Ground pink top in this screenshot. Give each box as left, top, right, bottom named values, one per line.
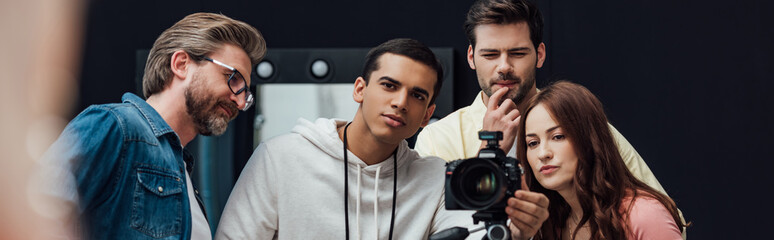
left=623, top=196, right=682, bottom=240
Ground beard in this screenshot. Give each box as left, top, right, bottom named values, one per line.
left=481, top=69, right=536, bottom=106
left=184, top=73, right=239, bottom=136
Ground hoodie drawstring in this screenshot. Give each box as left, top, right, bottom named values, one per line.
left=374, top=166, right=381, bottom=240
left=356, top=165, right=361, bottom=240
left=342, top=122, right=398, bottom=240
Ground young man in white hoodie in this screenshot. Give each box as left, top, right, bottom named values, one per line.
left=215, top=38, right=547, bottom=240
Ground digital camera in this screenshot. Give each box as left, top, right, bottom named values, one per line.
left=444, top=131, right=522, bottom=211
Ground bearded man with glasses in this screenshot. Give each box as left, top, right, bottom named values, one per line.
left=186, top=56, right=255, bottom=136
left=41, top=13, right=265, bottom=240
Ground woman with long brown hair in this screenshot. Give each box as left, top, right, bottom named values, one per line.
left=516, top=81, right=685, bottom=239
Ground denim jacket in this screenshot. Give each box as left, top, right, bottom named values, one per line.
left=48, top=93, right=203, bottom=239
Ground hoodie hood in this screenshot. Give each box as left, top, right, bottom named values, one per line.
left=291, top=118, right=416, bottom=177
left=291, top=117, right=346, bottom=160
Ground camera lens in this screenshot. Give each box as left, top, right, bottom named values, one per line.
left=462, top=170, right=496, bottom=201
left=449, top=158, right=506, bottom=209
left=476, top=172, right=496, bottom=196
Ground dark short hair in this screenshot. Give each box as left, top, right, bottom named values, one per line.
left=361, top=38, right=444, bottom=105
left=464, top=0, right=544, bottom=50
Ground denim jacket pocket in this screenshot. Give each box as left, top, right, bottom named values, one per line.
left=131, top=167, right=184, bottom=238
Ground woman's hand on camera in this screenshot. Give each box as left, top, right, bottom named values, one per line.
left=506, top=190, right=549, bottom=240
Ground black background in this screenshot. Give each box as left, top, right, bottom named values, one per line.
left=77, top=0, right=774, bottom=238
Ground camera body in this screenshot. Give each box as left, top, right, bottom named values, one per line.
left=445, top=131, right=522, bottom=211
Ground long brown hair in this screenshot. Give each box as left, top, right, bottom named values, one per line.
left=516, top=81, right=684, bottom=239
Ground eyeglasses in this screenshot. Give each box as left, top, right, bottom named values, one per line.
left=201, top=57, right=254, bottom=111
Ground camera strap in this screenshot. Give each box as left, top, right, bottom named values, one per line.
left=343, top=122, right=397, bottom=240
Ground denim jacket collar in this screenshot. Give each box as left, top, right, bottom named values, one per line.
left=122, top=93, right=198, bottom=174
left=122, top=92, right=176, bottom=138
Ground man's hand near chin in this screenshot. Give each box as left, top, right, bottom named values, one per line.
left=481, top=87, right=521, bottom=153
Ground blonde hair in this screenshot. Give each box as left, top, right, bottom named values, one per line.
left=142, top=12, right=266, bottom=98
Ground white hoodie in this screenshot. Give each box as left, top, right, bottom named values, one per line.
left=216, top=118, right=480, bottom=239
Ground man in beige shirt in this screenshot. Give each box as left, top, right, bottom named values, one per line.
left=415, top=0, right=684, bottom=236
left=417, top=0, right=666, bottom=195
